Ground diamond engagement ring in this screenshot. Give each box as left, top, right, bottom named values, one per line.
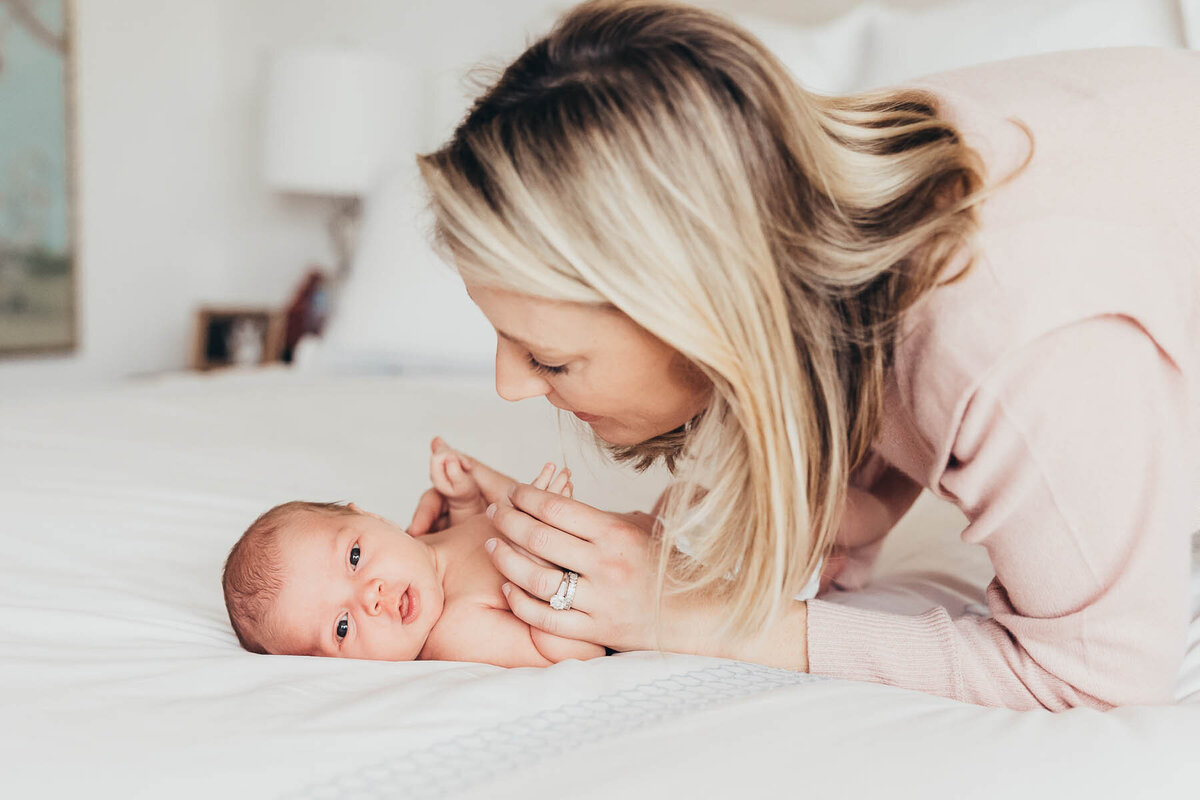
left=549, top=570, right=579, bottom=611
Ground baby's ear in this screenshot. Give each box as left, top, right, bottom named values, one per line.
left=347, top=502, right=361, bottom=513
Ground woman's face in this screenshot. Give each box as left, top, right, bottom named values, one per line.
left=465, top=284, right=711, bottom=446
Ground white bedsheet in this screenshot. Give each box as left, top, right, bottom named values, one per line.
left=1, top=370, right=1197, bottom=799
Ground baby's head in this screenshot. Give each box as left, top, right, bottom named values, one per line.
left=222, top=501, right=444, bottom=660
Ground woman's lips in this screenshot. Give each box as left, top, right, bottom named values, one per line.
left=573, top=411, right=601, bottom=423
left=400, top=587, right=419, bottom=625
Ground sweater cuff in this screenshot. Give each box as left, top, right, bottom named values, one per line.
left=806, top=599, right=965, bottom=701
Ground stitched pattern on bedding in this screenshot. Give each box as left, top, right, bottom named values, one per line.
left=294, top=662, right=820, bottom=800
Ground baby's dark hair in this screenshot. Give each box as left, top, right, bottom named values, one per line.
left=222, top=500, right=358, bottom=653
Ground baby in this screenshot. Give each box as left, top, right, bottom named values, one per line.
left=221, top=438, right=606, bottom=666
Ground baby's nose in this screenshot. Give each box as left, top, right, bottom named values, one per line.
left=361, top=579, right=388, bottom=615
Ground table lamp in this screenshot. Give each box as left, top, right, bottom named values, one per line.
left=262, top=47, right=419, bottom=279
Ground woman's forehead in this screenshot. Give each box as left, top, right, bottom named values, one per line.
left=465, top=283, right=622, bottom=347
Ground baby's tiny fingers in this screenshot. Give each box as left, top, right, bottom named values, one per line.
left=564, top=482, right=574, bottom=499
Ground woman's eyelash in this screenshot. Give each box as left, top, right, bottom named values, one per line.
left=527, top=354, right=567, bottom=376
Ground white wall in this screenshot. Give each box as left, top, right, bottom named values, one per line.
left=0, top=0, right=941, bottom=393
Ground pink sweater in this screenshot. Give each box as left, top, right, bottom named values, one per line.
left=805, top=48, right=1200, bottom=711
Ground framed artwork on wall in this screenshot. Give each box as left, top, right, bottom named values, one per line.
left=0, top=0, right=76, bottom=356
left=190, top=307, right=285, bottom=372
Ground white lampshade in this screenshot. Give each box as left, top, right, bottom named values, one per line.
left=263, top=48, right=420, bottom=196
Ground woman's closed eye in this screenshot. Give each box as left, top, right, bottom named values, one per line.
left=527, top=353, right=567, bottom=376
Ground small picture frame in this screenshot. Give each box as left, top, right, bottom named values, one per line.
left=190, top=306, right=285, bottom=371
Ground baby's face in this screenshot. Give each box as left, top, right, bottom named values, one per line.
left=268, top=507, right=444, bottom=660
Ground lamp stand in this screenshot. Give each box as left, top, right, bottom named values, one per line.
left=328, top=196, right=363, bottom=282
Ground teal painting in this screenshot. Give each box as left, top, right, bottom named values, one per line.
left=0, top=0, right=74, bottom=354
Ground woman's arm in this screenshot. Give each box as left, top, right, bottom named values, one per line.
left=487, top=316, right=1192, bottom=709
left=485, top=488, right=813, bottom=670
left=822, top=469, right=923, bottom=591
left=808, top=316, right=1192, bottom=710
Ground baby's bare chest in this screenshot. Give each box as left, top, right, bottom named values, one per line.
left=445, top=541, right=507, bottom=609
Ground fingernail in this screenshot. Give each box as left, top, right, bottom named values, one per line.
left=485, top=538, right=497, bottom=554
left=486, top=503, right=496, bottom=519
left=501, top=583, right=511, bottom=596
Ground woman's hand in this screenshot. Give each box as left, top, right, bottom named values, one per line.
left=484, top=483, right=808, bottom=669
left=485, top=485, right=674, bottom=653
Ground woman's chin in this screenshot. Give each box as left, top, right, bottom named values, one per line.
left=589, top=421, right=645, bottom=447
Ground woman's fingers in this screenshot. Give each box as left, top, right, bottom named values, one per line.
left=502, top=582, right=593, bottom=641
left=487, top=503, right=593, bottom=573
left=529, top=462, right=556, bottom=491
left=547, top=467, right=571, bottom=495
left=488, top=538, right=592, bottom=611
left=506, top=484, right=610, bottom=542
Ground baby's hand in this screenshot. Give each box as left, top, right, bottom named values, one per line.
left=430, top=438, right=487, bottom=524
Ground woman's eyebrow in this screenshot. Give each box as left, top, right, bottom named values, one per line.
left=498, top=330, right=569, bottom=356
left=497, top=330, right=533, bottom=348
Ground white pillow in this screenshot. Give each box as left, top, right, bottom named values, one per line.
left=734, top=5, right=877, bottom=95
left=314, top=162, right=496, bottom=374
left=859, top=0, right=1185, bottom=90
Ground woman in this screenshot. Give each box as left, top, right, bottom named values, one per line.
left=412, top=0, right=1199, bottom=711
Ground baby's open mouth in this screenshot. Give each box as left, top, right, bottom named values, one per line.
left=400, top=587, right=418, bottom=624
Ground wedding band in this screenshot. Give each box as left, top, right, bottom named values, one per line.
left=563, top=571, right=578, bottom=609
left=549, top=570, right=579, bottom=611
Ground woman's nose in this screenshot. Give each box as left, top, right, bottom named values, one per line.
left=494, top=341, right=551, bottom=402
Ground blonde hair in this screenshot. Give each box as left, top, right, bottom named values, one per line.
left=417, top=0, right=997, bottom=638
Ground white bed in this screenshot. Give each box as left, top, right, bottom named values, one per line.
left=1, top=370, right=1197, bottom=799
left=6, top=1, right=1200, bottom=796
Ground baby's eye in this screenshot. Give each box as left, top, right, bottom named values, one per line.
left=349, top=543, right=360, bottom=568
left=336, top=613, right=349, bottom=642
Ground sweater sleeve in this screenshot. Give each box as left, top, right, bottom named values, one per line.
left=806, top=315, right=1193, bottom=710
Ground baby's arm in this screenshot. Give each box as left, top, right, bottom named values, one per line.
left=434, top=605, right=603, bottom=667
left=529, top=627, right=607, bottom=662
left=430, top=444, right=487, bottom=525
